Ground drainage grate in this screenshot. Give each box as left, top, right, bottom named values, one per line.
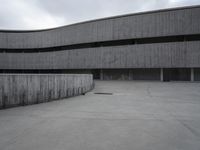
left=94, top=92, right=113, bottom=95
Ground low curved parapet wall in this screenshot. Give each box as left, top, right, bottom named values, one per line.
left=0, top=74, right=94, bottom=109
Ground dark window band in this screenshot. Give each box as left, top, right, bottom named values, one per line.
left=1, top=34, right=200, bottom=53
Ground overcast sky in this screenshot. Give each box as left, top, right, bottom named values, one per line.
left=0, top=0, right=200, bottom=30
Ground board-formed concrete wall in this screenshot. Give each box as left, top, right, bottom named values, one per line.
left=0, top=74, right=94, bottom=109
left=0, top=6, right=199, bottom=49
left=0, top=6, right=199, bottom=70
left=0, top=41, right=199, bottom=69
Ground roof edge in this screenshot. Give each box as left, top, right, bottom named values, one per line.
left=0, top=4, right=200, bottom=33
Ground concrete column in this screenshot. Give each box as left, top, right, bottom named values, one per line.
left=100, top=69, right=103, bottom=80
left=160, top=68, right=164, bottom=82
left=191, top=68, right=194, bottom=82
left=129, top=69, right=133, bottom=80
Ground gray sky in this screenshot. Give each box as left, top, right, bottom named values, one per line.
left=0, top=0, right=200, bottom=30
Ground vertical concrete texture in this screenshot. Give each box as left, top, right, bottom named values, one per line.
left=0, top=6, right=200, bottom=49
left=1, top=42, right=200, bottom=70
left=0, top=74, right=94, bottom=109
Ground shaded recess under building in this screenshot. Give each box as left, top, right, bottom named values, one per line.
left=0, top=5, right=200, bottom=81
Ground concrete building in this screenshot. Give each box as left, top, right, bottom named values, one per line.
left=0, top=5, right=200, bottom=81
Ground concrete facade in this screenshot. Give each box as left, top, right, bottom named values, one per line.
left=0, top=6, right=200, bottom=81
left=0, top=74, right=94, bottom=109
left=0, top=42, right=200, bottom=69
left=0, top=6, right=200, bottom=49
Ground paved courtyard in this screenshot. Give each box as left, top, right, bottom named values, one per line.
left=0, top=81, right=200, bottom=150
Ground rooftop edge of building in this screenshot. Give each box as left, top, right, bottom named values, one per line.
left=0, top=4, right=200, bottom=33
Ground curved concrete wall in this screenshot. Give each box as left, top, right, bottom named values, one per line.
left=0, top=6, right=200, bottom=70
left=0, top=74, right=94, bottom=109
left=0, top=42, right=199, bottom=69
left=0, top=6, right=199, bottom=49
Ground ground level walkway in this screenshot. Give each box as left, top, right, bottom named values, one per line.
left=0, top=81, right=200, bottom=150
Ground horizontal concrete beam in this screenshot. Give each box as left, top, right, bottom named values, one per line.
left=0, top=41, right=200, bottom=69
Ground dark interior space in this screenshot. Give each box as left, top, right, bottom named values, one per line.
left=194, top=68, right=200, bottom=81
left=131, top=69, right=160, bottom=80
left=163, top=68, right=190, bottom=81
left=102, top=69, right=129, bottom=80
left=92, top=70, right=101, bottom=79
left=101, top=69, right=160, bottom=80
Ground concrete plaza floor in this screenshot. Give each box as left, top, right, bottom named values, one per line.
left=0, top=81, right=200, bottom=150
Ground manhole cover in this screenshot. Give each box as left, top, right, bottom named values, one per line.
left=94, top=92, right=113, bottom=95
